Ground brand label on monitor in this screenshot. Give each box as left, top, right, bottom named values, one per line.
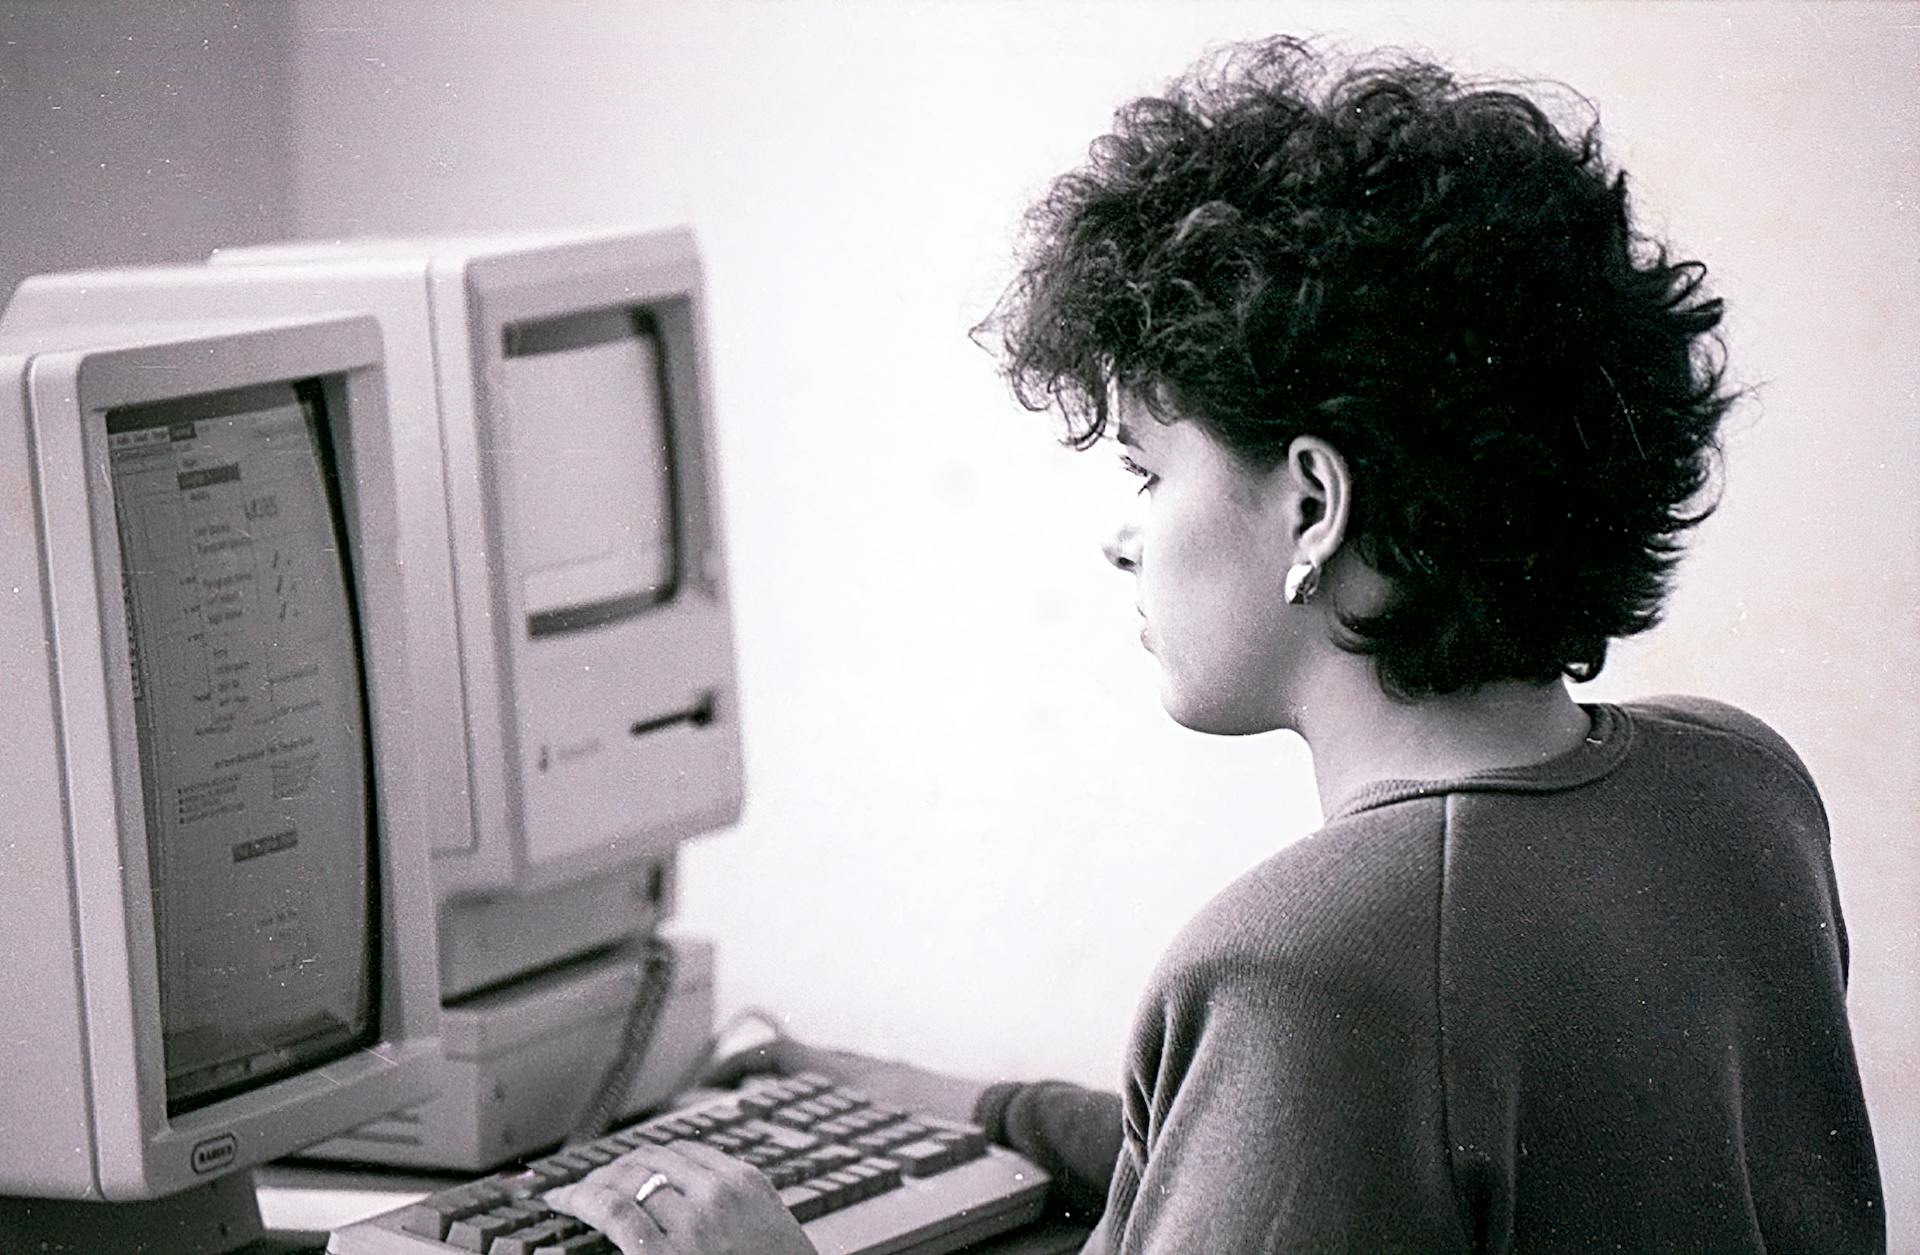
left=191, top=1133, right=237, bottom=1175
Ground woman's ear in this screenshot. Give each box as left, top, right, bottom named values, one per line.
left=1285, top=435, right=1353, bottom=565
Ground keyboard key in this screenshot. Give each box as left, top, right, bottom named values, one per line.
left=887, top=1139, right=954, bottom=1177
left=807, top=1169, right=865, bottom=1215
left=494, top=1166, right=567, bottom=1198
left=842, top=1162, right=890, bottom=1202
left=527, top=1155, right=587, bottom=1186
left=495, top=1201, right=551, bottom=1226
left=796, top=1144, right=862, bottom=1177
left=395, top=1194, right=491, bottom=1241
left=601, top=1128, right=651, bottom=1151
left=779, top=1183, right=829, bottom=1222
left=855, top=1156, right=905, bottom=1191
left=761, top=1125, right=822, bottom=1152
left=487, top=1219, right=576, bottom=1255
left=533, top=1235, right=617, bottom=1255
left=933, top=1129, right=988, bottom=1160
left=444, top=1210, right=524, bottom=1251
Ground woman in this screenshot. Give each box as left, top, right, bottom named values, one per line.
left=547, top=36, right=1884, bottom=1252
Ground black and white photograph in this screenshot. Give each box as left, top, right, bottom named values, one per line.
left=2, top=3, right=1914, bottom=1252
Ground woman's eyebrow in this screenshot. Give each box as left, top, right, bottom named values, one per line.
left=1115, top=420, right=1136, bottom=447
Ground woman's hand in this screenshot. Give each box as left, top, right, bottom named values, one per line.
left=542, top=1028, right=993, bottom=1252
left=705, top=1034, right=989, bottom=1125
left=543, top=1140, right=814, bottom=1255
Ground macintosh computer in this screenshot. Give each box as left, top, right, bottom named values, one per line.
left=8, top=230, right=744, bottom=1172
left=1, top=229, right=1055, bottom=1255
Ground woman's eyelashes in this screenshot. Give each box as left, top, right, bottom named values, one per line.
left=1118, top=453, right=1158, bottom=494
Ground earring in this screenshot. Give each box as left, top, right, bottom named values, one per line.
left=1284, top=561, right=1320, bottom=606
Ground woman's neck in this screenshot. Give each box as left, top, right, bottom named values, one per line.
left=1297, top=663, right=1593, bottom=815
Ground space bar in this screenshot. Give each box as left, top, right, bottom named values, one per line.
left=801, top=1146, right=1050, bottom=1255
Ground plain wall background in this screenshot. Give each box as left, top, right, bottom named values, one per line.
left=6, top=0, right=1916, bottom=1244
left=0, top=4, right=298, bottom=309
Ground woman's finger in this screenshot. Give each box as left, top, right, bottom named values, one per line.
left=670, top=1137, right=775, bottom=1192
left=649, top=1141, right=814, bottom=1255
left=546, top=1138, right=811, bottom=1254
left=543, top=1171, right=668, bottom=1253
left=547, top=1142, right=729, bottom=1251
left=610, top=1145, right=710, bottom=1236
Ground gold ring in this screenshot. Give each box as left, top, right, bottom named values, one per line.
left=632, top=1171, right=673, bottom=1209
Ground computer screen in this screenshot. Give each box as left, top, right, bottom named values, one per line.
left=502, top=307, right=679, bottom=631
left=107, top=381, right=378, bottom=1116
left=0, top=314, right=445, bottom=1251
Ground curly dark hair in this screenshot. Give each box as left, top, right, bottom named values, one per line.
left=976, top=37, right=1732, bottom=699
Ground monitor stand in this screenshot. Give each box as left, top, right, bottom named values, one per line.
left=0, top=1171, right=323, bottom=1255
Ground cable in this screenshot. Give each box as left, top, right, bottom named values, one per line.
left=566, top=935, right=679, bottom=1144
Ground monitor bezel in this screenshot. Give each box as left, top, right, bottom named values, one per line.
left=30, top=316, right=441, bottom=1199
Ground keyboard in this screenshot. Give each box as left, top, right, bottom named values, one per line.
left=327, top=1072, right=1051, bottom=1255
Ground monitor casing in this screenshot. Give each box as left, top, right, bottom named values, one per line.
left=0, top=314, right=446, bottom=1211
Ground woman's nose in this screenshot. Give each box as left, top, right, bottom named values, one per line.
left=1103, top=522, right=1140, bottom=573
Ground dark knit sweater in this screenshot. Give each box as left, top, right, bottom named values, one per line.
left=975, top=698, right=1884, bottom=1252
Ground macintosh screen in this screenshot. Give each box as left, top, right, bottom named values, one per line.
left=106, top=381, right=379, bottom=1116
left=501, top=307, right=680, bottom=635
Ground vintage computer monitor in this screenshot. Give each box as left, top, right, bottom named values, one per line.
left=7, top=228, right=746, bottom=1169
left=0, top=313, right=448, bottom=1253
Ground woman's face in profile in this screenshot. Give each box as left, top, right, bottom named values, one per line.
left=1105, top=407, right=1307, bottom=736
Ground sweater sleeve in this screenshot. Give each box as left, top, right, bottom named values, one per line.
left=973, top=1079, right=1123, bottom=1224
left=1084, top=813, right=1471, bottom=1255
left=1090, top=948, right=1468, bottom=1255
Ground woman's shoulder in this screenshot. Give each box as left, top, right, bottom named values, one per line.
left=1623, top=695, right=1821, bottom=799
left=1160, top=799, right=1451, bottom=981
